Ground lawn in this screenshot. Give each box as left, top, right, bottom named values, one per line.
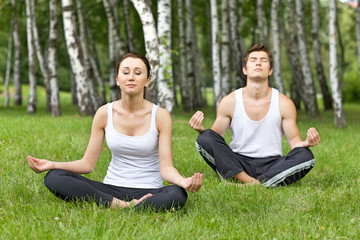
left=1, top=86, right=360, bottom=239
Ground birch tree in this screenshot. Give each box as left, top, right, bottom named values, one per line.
left=295, top=0, right=318, bottom=116
left=357, top=0, right=360, bottom=83
left=124, top=0, right=135, bottom=52
left=4, top=21, right=13, bottom=107
left=284, top=0, right=303, bottom=109
left=311, top=0, right=332, bottom=111
left=48, top=0, right=61, bottom=116
left=210, top=0, right=221, bottom=109
left=257, top=0, right=265, bottom=44
left=186, top=0, right=203, bottom=108
left=271, top=0, right=284, bottom=94
left=221, top=0, right=231, bottom=96
left=102, top=0, right=125, bottom=101
left=329, top=0, right=346, bottom=127
left=178, top=0, right=191, bottom=112
left=130, top=0, right=159, bottom=102
left=26, top=0, right=37, bottom=113
left=76, top=0, right=101, bottom=110
left=12, top=0, right=22, bottom=106
left=157, top=0, right=174, bottom=113
left=229, top=0, right=245, bottom=88
left=30, top=0, right=51, bottom=112
left=62, top=0, right=95, bottom=115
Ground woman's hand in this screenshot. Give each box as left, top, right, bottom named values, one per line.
left=27, top=155, right=54, bottom=174
left=111, top=194, right=153, bottom=209
left=181, top=173, right=203, bottom=193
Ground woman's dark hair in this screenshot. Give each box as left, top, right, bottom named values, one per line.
left=242, top=44, right=273, bottom=70
left=116, top=52, right=151, bottom=78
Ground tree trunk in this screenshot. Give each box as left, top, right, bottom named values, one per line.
left=256, top=0, right=265, bottom=44
left=295, top=0, right=319, bottom=116
left=357, top=0, right=360, bottom=84
left=30, top=0, right=52, bottom=113
left=329, top=0, right=346, bottom=128
left=284, top=0, right=303, bottom=110
left=102, top=0, right=124, bottom=101
left=130, top=0, right=159, bottom=102
left=48, top=0, right=61, bottom=116
left=311, top=0, right=332, bottom=111
left=76, top=0, right=101, bottom=110
left=229, top=0, right=245, bottom=88
left=178, top=0, right=191, bottom=112
left=4, top=17, right=13, bottom=107
left=221, top=0, right=231, bottom=95
left=124, top=0, right=135, bottom=52
left=210, top=0, right=221, bottom=109
left=87, top=26, right=106, bottom=104
left=26, top=0, right=37, bottom=114
left=271, top=0, right=285, bottom=93
left=12, top=0, right=22, bottom=106
left=62, top=0, right=95, bottom=115
left=157, top=0, right=174, bottom=114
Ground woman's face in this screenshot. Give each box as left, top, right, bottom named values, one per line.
left=116, top=57, right=150, bottom=96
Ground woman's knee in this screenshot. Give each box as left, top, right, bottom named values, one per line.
left=165, top=185, right=188, bottom=206
left=44, top=169, right=69, bottom=190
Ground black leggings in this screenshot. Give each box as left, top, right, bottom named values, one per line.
left=44, top=169, right=188, bottom=211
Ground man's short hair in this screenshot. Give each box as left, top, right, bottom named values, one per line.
left=242, top=44, right=273, bottom=70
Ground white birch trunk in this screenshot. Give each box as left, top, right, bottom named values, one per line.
left=329, top=0, right=346, bottom=127
left=62, top=0, right=95, bottom=115
left=48, top=0, right=61, bottom=116
left=26, top=0, right=37, bottom=113
left=257, top=0, right=264, bottom=44
left=30, top=0, right=51, bottom=112
left=130, top=0, right=159, bottom=102
left=124, top=0, right=135, bottom=52
left=311, top=0, right=332, bottom=110
left=4, top=18, right=13, bottom=107
left=295, top=0, right=318, bottom=116
left=229, top=0, right=244, bottom=88
left=87, top=26, right=106, bottom=104
left=102, top=0, right=122, bottom=101
left=178, top=0, right=190, bottom=112
left=76, top=0, right=100, bottom=110
left=357, top=0, right=360, bottom=84
left=210, top=0, right=221, bottom=109
left=271, top=0, right=284, bottom=93
left=12, top=0, right=22, bottom=106
left=185, top=0, right=195, bottom=111
left=157, top=0, right=174, bottom=113
left=221, top=0, right=231, bottom=95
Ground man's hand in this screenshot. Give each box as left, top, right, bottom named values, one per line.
left=189, top=111, right=205, bottom=134
left=303, top=127, right=321, bottom=148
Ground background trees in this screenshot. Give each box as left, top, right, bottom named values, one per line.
left=0, top=0, right=359, bottom=127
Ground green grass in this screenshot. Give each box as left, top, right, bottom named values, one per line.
left=1, top=86, right=360, bottom=239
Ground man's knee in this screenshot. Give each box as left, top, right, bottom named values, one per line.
left=196, top=129, right=220, bottom=149
left=288, top=147, right=315, bottom=163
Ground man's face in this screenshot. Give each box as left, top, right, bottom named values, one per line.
left=242, top=51, right=273, bottom=80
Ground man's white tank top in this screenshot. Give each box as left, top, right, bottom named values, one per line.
left=103, top=102, right=163, bottom=188
left=229, top=88, right=283, bottom=158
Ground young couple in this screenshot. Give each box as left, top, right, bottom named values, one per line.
left=27, top=44, right=320, bottom=212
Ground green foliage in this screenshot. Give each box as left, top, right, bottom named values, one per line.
left=1, top=87, right=360, bottom=239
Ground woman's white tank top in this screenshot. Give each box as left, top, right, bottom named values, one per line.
left=103, top=102, right=163, bottom=188
left=229, top=88, right=283, bottom=158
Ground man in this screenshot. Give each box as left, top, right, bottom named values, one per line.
left=189, top=44, right=320, bottom=187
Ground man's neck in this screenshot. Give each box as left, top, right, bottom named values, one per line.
left=243, top=81, right=271, bottom=100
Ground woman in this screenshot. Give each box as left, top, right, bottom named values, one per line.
left=27, top=52, right=203, bottom=211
